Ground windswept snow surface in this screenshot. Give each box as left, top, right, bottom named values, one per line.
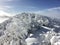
left=0, top=13, right=60, bottom=45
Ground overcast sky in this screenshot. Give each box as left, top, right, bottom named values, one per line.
left=0, top=0, right=60, bottom=18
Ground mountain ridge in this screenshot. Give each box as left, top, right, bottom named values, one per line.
left=0, top=13, right=60, bottom=45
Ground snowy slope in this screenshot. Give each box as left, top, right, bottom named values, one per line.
left=0, top=11, right=14, bottom=23
left=0, top=18, right=9, bottom=23
left=0, top=13, right=60, bottom=45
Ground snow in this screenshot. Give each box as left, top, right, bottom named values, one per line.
left=0, top=10, right=14, bottom=23
left=29, top=34, right=34, bottom=37
left=54, top=42, right=60, bottom=45
left=0, top=18, right=9, bottom=23
left=54, top=25, right=60, bottom=28
left=25, top=37, right=39, bottom=45
left=0, top=13, right=60, bottom=45
left=41, top=26, right=55, bottom=31
left=50, top=36, right=60, bottom=45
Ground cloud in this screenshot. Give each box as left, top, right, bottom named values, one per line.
left=0, top=5, right=12, bottom=12
left=0, top=0, right=19, bottom=2
left=0, top=0, right=12, bottom=4
left=0, top=0, right=16, bottom=4
left=0, top=10, right=14, bottom=17
left=0, top=6, right=14, bottom=16
left=36, top=7, right=60, bottom=19
left=0, top=5, right=12, bottom=9
left=0, top=0, right=13, bottom=2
